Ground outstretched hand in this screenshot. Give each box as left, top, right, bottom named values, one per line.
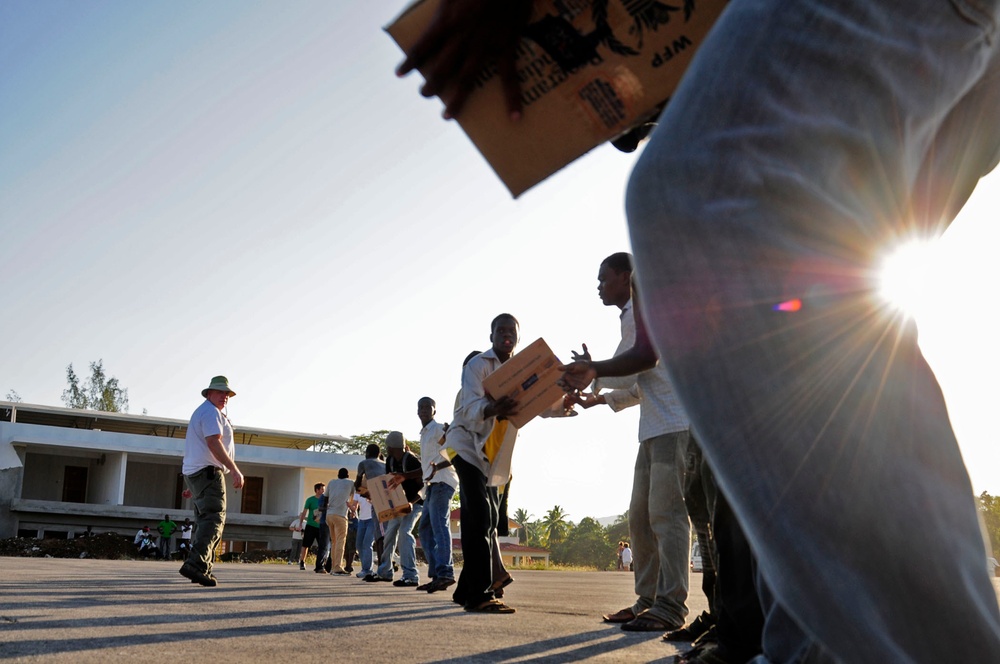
left=566, top=391, right=605, bottom=409
left=396, top=0, right=533, bottom=120
left=571, top=343, right=592, bottom=362
left=558, top=360, right=598, bottom=392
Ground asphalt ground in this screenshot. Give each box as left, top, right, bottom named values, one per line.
left=0, top=557, right=709, bottom=663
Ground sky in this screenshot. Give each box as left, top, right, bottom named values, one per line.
left=1, top=1, right=998, bottom=524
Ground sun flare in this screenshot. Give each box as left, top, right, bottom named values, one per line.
left=877, top=239, right=938, bottom=318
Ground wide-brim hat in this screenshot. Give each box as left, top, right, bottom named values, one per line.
left=202, top=375, right=236, bottom=398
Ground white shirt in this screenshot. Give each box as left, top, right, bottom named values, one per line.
left=601, top=299, right=689, bottom=440
left=420, top=419, right=459, bottom=489
left=356, top=495, right=373, bottom=520
left=289, top=518, right=303, bottom=540
left=594, top=298, right=641, bottom=393
left=622, top=547, right=633, bottom=565
left=182, top=399, right=234, bottom=475
left=444, top=348, right=517, bottom=484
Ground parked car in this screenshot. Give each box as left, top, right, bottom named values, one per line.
left=690, top=540, right=703, bottom=572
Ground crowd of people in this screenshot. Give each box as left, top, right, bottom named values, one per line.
left=133, top=515, right=192, bottom=560
left=386, top=1, right=1000, bottom=661
left=168, top=0, right=1000, bottom=659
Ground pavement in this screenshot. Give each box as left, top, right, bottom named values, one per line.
left=0, top=557, right=708, bottom=663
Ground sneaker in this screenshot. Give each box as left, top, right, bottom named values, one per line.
left=332, top=570, right=350, bottom=576
left=416, top=581, right=434, bottom=591
left=299, top=562, right=305, bottom=570
left=314, top=569, right=329, bottom=574
left=179, top=564, right=217, bottom=587
left=393, top=579, right=419, bottom=587
left=364, top=574, right=388, bottom=582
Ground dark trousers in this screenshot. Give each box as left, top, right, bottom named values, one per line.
left=684, top=439, right=716, bottom=616
left=315, top=516, right=331, bottom=572
left=183, top=466, right=226, bottom=574
left=703, top=456, right=765, bottom=662
left=453, top=456, right=498, bottom=608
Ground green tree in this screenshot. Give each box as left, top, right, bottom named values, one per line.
left=310, top=428, right=420, bottom=458
left=606, top=510, right=630, bottom=545
left=512, top=508, right=535, bottom=545
left=979, top=491, right=1000, bottom=554
left=541, top=505, right=571, bottom=547
left=552, top=517, right=616, bottom=569
left=61, top=360, right=129, bottom=412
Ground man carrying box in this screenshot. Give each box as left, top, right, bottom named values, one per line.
left=436, top=314, right=522, bottom=614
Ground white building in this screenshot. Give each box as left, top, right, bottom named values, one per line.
left=0, top=401, right=361, bottom=553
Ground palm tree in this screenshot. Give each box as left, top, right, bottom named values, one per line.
left=541, top=505, right=571, bottom=547
left=512, top=508, right=534, bottom=545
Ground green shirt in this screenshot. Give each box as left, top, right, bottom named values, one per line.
left=303, top=496, right=321, bottom=527
left=157, top=520, right=177, bottom=538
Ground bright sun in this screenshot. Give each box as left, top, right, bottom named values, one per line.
left=877, top=239, right=938, bottom=318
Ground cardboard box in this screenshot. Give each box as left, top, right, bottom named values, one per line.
left=386, top=0, right=727, bottom=197
left=367, top=474, right=413, bottom=523
left=482, top=338, right=566, bottom=429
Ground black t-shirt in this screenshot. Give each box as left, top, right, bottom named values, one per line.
left=386, top=451, right=423, bottom=503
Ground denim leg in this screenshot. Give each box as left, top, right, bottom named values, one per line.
left=426, top=482, right=456, bottom=580
left=356, top=518, right=375, bottom=575
left=183, top=468, right=225, bottom=574
left=627, top=0, right=1000, bottom=660
left=314, top=520, right=330, bottom=572
left=377, top=516, right=403, bottom=579
left=397, top=504, right=423, bottom=582
left=418, top=493, right=437, bottom=580
left=434, top=484, right=456, bottom=579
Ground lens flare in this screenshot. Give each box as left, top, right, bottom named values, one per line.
left=877, top=239, right=935, bottom=318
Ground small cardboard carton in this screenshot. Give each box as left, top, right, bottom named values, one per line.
left=386, top=0, right=727, bottom=197
left=482, top=338, right=566, bottom=429
left=367, top=474, right=413, bottom=523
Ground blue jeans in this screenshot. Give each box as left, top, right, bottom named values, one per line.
left=627, top=0, right=1000, bottom=661
left=377, top=504, right=423, bottom=582
left=356, top=518, right=376, bottom=576
left=629, top=431, right=690, bottom=627
left=419, top=482, right=456, bottom=580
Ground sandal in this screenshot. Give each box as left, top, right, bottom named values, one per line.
left=602, top=607, right=637, bottom=623
left=621, top=612, right=680, bottom=632
left=465, top=599, right=516, bottom=614
left=490, top=574, right=514, bottom=598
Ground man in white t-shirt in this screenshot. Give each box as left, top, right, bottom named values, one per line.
left=178, top=376, right=244, bottom=588
left=416, top=396, right=459, bottom=593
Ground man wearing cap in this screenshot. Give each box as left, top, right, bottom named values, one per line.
left=179, top=375, right=244, bottom=587
left=370, top=431, right=423, bottom=586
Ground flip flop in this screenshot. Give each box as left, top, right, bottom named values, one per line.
left=602, top=607, right=637, bottom=623
left=465, top=599, right=516, bottom=614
